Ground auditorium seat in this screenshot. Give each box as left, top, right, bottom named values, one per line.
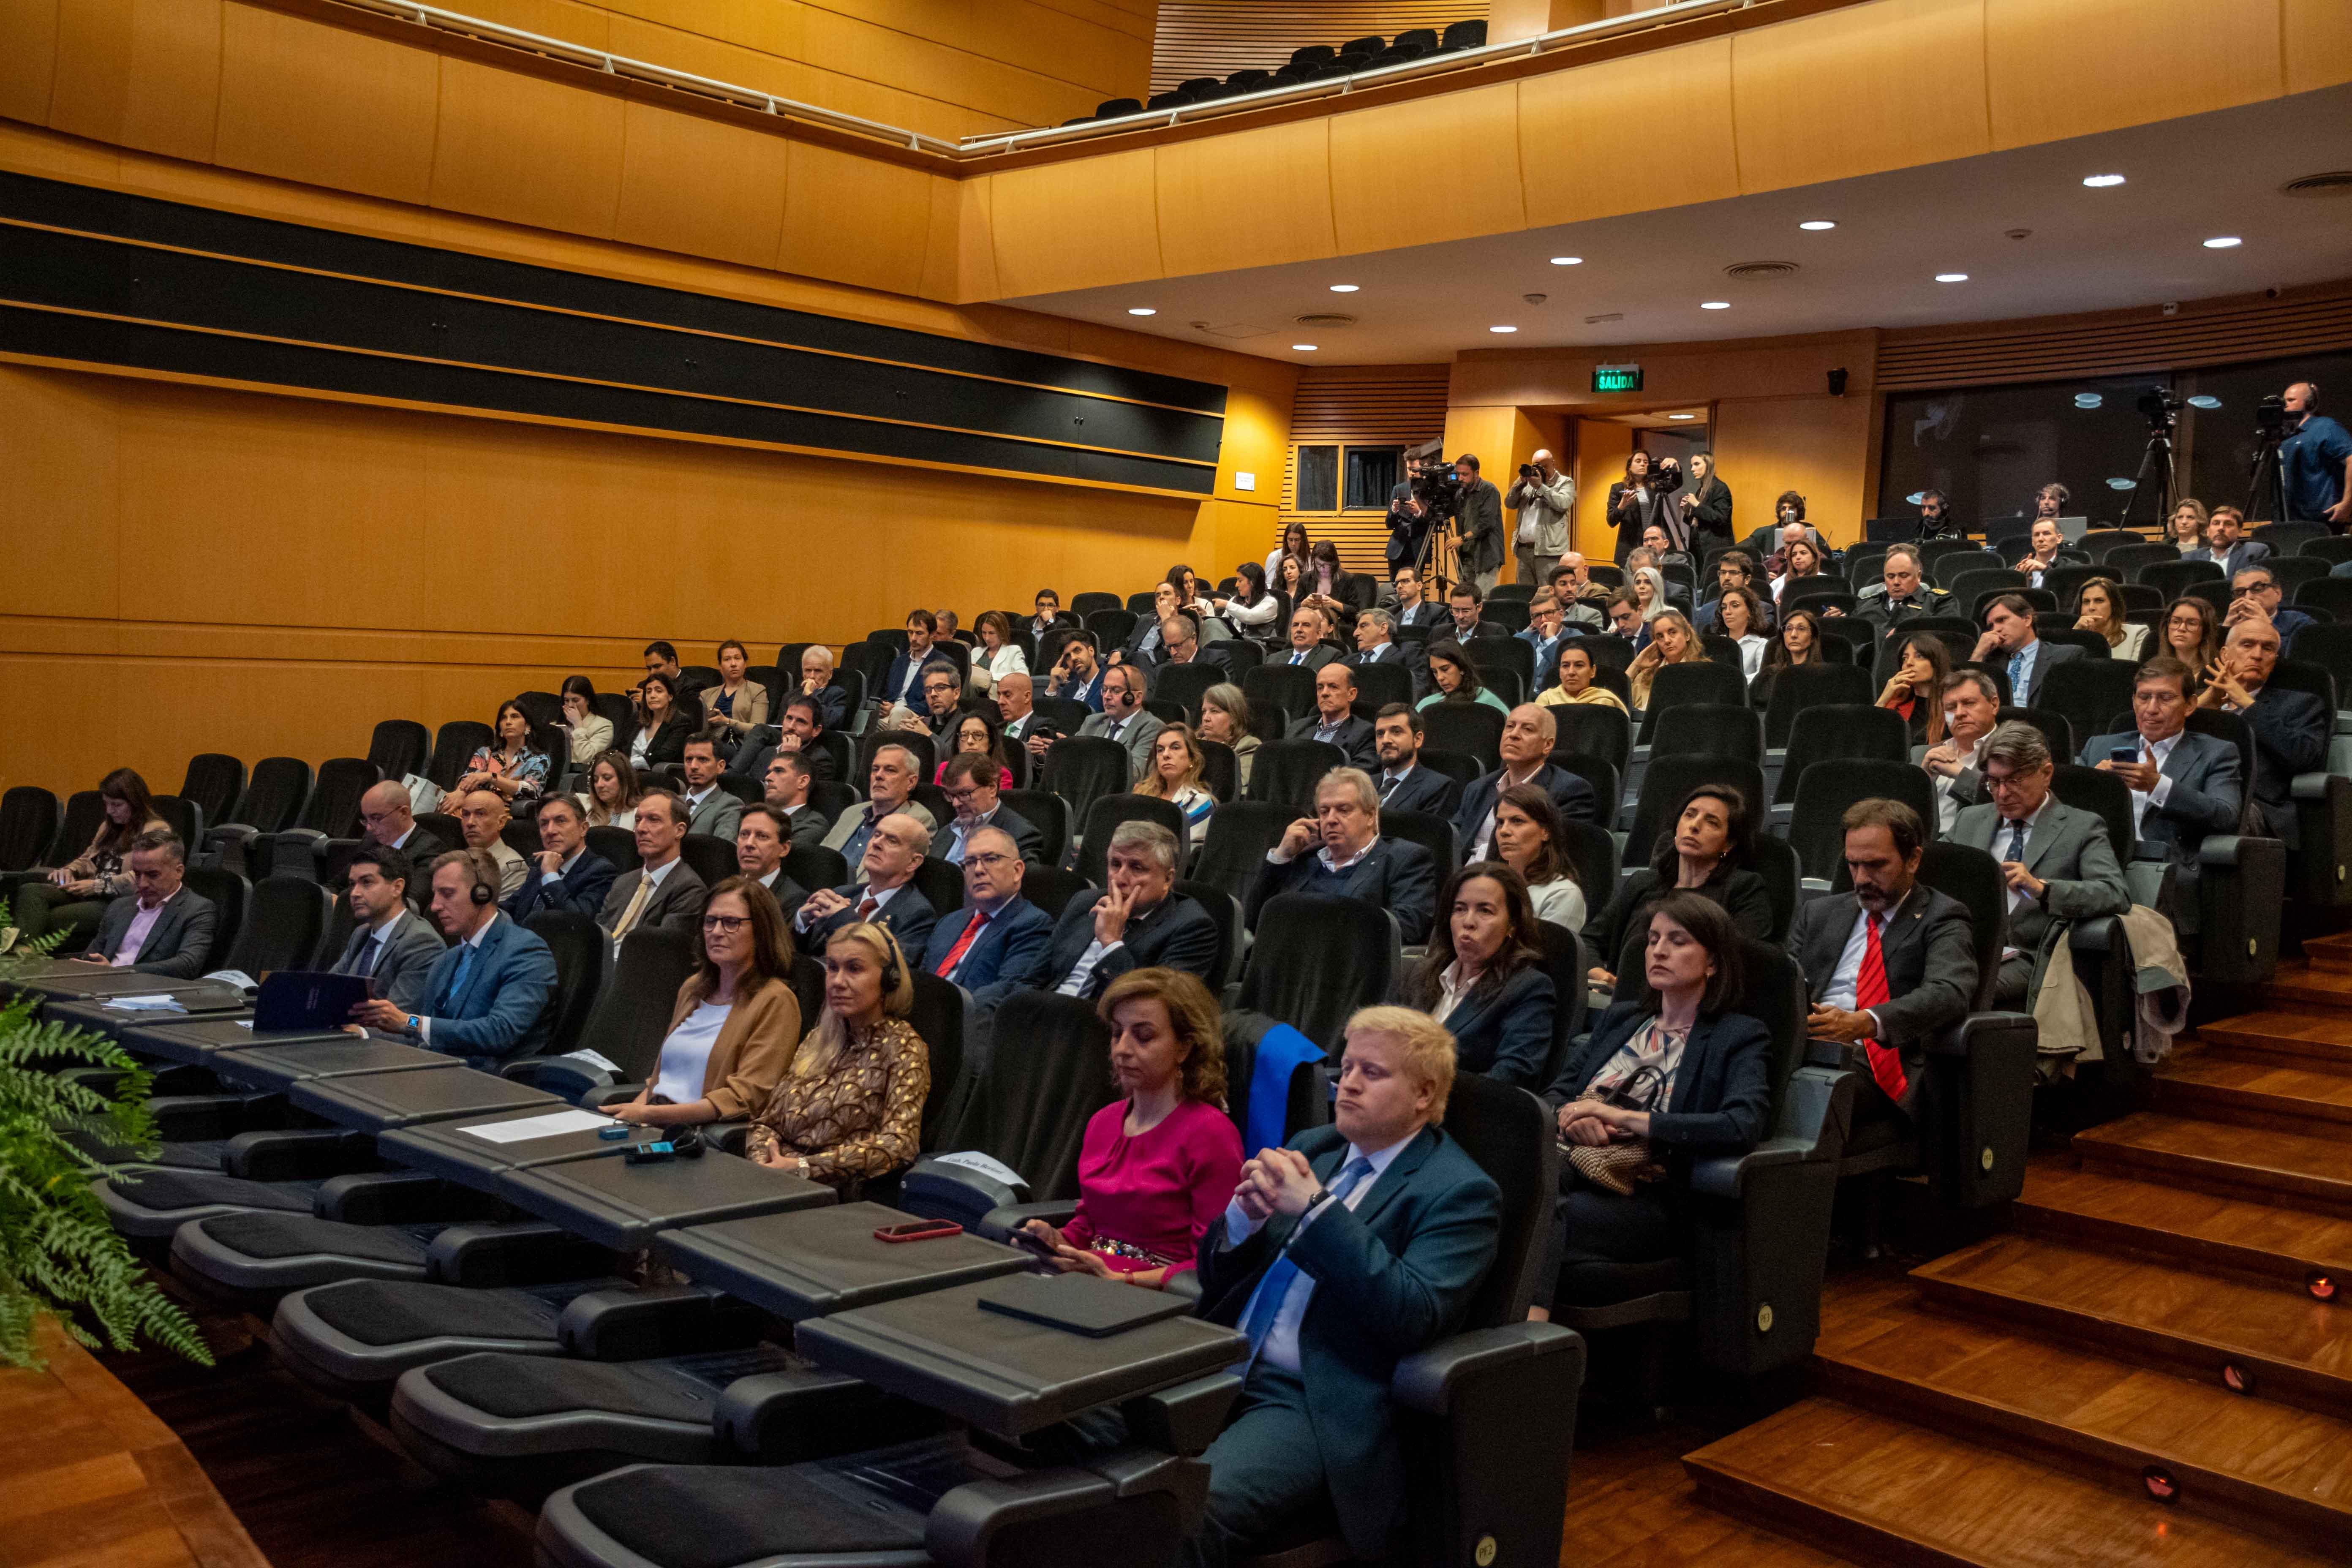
left=226, top=875, right=335, bottom=974
left=1439, top=18, right=1487, bottom=49
left=1037, top=736, right=1130, bottom=841
left=2138, top=558, right=2224, bottom=601
left=204, top=757, right=313, bottom=875
left=1241, top=738, right=1342, bottom=812
left=1378, top=806, right=1459, bottom=883
left=1076, top=793, right=1189, bottom=883
left=2036, top=661, right=2139, bottom=761
left=1647, top=703, right=1761, bottom=768
left=1152, top=662, right=1223, bottom=719
left=677, top=833, right=737, bottom=890
left=428, top=722, right=496, bottom=792
left=1189, top=801, right=1296, bottom=908
left=0, top=784, right=58, bottom=872
left=1420, top=703, right=1505, bottom=770
left=1786, top=759, right=1937, bottom=885
left=502, top=926, right=701, bottom=1105
left=1236, top=893, right=1398, bottom=1055
left=177, top=753, right=247, bottom=836
left=1620, top=757, right=1767, bottom=878
left=268, top=756, right=383, bottom=877
left=1760, top=663, right=1873, bottom=751
left=1769, top=705, right=1908, bottom=814
left=1093, top=96, right=1141, bottom=117
left=585, top=824, right=640, bottom=874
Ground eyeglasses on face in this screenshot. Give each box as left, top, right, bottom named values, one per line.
left=701, top=915, right=750, bottom=933
left=964, top=851, right=1014, bottom=869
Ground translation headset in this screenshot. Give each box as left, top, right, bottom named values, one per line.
left=466, top=851, right=498, bottom=906
left=877, top=936, right=904, bottom=993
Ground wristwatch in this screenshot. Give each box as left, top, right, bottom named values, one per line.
left=1300, top=1187, right=1335, bottom=1219
left=406, top=1015, right=421, bottom=1035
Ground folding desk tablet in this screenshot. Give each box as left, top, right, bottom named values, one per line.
left=498, top=1149, right=832, bottom=1251
left=117, top=1016, right=347, bottom=1069
left=40, top=980, right=253, bottom=1038
left=795, top=1272, right=1247, bottom=1438
left=653, top=1202, right=1030, bottom=1323
left=381, top=1106, right=645, bottom=1196
left=291, top=1065, right=563, bottom=1134
left=213, top=1035, right=461, bottom=1093
left=13, top=966, right=244, bottom=1004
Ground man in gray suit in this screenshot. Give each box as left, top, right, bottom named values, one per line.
left=1971, top=593, right=2083, bottom=708
left=332, top=842, right=447, bottom=1011
left=1951, top=724, right=2131, bottom=1007
left=2082, top=656, right=2243, bottom=933
left=1078, top=661, right=1165, bottom=786
left=1787, top=799, right=1978, bottom=1143
left=76, top=830, right=217, bottom=980
left=1918, top=669, right=2002, bottom=833
left=596, top=790, right=708, bottom=957
left=1271, top=606, right=1339, bottom=673
left=678, top=733, right=743, bottom=843
left=822, top=744, right=938, bottom=870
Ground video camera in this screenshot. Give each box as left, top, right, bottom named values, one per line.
left=2257, top=392, right=2288, bottom=439
left=2137, top=386, right=2183, bottom=429
left=1412, top=460, right=1464, bottom=518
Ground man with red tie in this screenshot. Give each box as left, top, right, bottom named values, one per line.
left=1785, top=798, right=1978, bottom=1153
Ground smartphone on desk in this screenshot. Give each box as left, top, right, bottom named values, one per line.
left=873, top=1218, right=963, bottom=1244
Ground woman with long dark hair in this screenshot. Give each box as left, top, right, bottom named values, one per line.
left=1608, top=452, right=1674, bottom=565
left=627, top=671, right=696, bottom=770
left=16, top=768, right=166, bottom=941
left=1405, top=862, right=1555, bottom=1088
left=937, top=710, right=1014, bottom=789
left=1417, top=642, right=1509, bottom=715
left=459, top=700, right=551, bottom=802
left=1489, top=784, right=1586, bottom=932
left=1582, top=784, right=1772, bottom=988
left=1677, top=451, right=1734, bottom=548
left=1263, top=521, right=1313, bottom=587
left=2074, top=578, right=2148, bottom=661
left=559, top=675, right=613, bottom=764
left=698, top=639, right=769, bottom=746
left=1750, top=607, right=1828, bottom=711
left=1878, top=634, right=1952, bottom=745
left=1214, top=561, right=1283, bottom=643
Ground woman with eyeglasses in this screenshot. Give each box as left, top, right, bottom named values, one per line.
left=2162, top=596, right=2221, bottom=689
left=609, top=878, right=799, bottom=1131
left=936, top=710, right=1015, bottom=789
left=746, top=922, right=929, bottom=1192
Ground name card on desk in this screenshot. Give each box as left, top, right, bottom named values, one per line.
left=459, top=1109, right=617, bottom=1144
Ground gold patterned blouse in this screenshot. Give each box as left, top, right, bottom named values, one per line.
left=744, top=1015, right=929, bottom=1188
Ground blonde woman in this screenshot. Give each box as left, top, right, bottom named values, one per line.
left=746, top=922, right=929, bottom=1192
left=1135, top=724, right=1215, bottom=847
left=2074, top=578, right=2149, bottom=661
left=2169, top=498, right=2210, bottom=557
left=1627, top=609, right=1706, bottom=710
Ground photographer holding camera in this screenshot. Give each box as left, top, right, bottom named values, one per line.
left=1505, top=449, right=1575, bottom=588
left=2280, top=381, right=2352, bottom=528
left=1609, top=452, right=1684, bottom=564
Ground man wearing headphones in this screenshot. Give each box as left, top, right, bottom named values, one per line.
left=349, top=848, right=559, bottom=1069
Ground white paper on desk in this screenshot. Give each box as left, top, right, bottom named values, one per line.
left=234, top=1020, right=254, bottom=1029
left=457, top=1109, right=615, bottom=1144
left=203, top=969, right=259, bottom=990
left=101, top=994, right=188, bottom=1013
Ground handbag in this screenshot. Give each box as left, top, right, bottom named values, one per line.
left=1564, top=1063, right=1668, bottom=1198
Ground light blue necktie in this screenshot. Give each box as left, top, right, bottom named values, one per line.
left=436, top=942, right=476, bottom=1014
left=1240, top=1155, right=1375, bottom=1361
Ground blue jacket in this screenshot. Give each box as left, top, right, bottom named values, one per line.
left=803, top=881, right=938, bottom=959
left=503, top=849, right=617, bottom=923
left=1195, top=1123, right=1500, bottom=1562
left=1247, top=837, right=1438, bottom=945
left=921, top=896, right=1054, bottom=1009
left=412, top=913, right=559, bottom=1067
left=1438, top=964, right=1556, bottom=1089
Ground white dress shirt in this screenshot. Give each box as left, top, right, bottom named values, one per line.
left=1819, top=906, right=1890, bottom=1035
left=2127, top=730, right=2183, bottom=839
left=1222, top=1132, right=1413, bottom=1375
left=1933, top=734, right=1991, bottom=834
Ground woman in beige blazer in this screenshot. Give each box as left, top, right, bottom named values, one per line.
left=699, top=639, right=771, bottom=743
left=609, top=877, right=800, bottom=1127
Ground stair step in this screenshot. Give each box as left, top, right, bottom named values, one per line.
left=1816, top=1294, right=2352, bottom=1551
left=2265, top=963, right=2352, bottom=1012
left=2154, top=1053, right=2352, bottom=1129
left=2015, top=1159, right=2352, bottom=1290
left=1685, top=1397, right=2334, bottom=1567
left=2199, top=1011, right=2352, bottom=1070
left=2074, top=1111, right=2352, bottom=1218
left=1912, top=1233, right=2352, bottom=1423
left=2302, top=934, right=2352, bottom=975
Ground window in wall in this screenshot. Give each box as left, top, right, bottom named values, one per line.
left=1343, top=447, right=1404, bottom=510
left=1295, top=444, right=1339, bottom=512
left=2180, top=349, right=2352, bottom=513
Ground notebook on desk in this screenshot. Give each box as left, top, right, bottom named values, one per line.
left=251, top=970, right=371, bottom=1031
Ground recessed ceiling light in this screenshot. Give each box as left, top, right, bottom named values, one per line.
left=1489, top=325, right=1517, bottom=333
left=1668, top=413, right=1697, bottom=421
left=1126, top=307, right=1156, bottom=316
left=2083, top=174, right=2126, bottom=187
left=2203, top=236, right=2242, bottom=248
left=1549, top=256, right=1582, bottom=266
left=2074, top=393, right=2104, bottom=409
left=1799, top=220, right=1837, bottom=231
left=1328, top=284, right=1359, bottom=293
left=1700, top=301, right=1730, bottom=310
left=1936, top=272, right=1969, bottom=282
left=1291, top=344, right=1318, bottom=351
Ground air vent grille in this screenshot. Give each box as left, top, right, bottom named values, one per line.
left=1293, top=313, right=1358, bottom=327
left=1724, top=261, right=1800, bottom=280
left=2283, top=172, right=2352, bottom=198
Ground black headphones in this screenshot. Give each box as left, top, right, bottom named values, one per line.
left=467, top=852, right=497, bottom=906
left=875, top=928, right=904, bottom=993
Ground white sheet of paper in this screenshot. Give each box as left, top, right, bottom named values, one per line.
left=457, top=1109, right=615, bottom=1144
left=101, top=994, right=188, bottom=1013
left=560, top=1048, right=622, bottom=1073
left=204, top=969, right=259, bottom=989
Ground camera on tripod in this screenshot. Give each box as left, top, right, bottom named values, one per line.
left=2257, top=393, right=2288, bottom=438
left=2137, top=387, right=2183, bottom=429
left=1414, top=463, right=1463, bottom=516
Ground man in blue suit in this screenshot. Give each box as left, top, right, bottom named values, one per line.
left=1370, top=705, right=1460, bottom=817
left=793, top=812, right=939, bottom=957
left=1186, top=1006, right=1500, bottom=1568
left=504, top=795, right=617, bottom=921
left=350, top=849, right=558, bottom=1069
left=1452, top=704, right=1598, bottom=860
left=1042, top=822, right=1221, bottom=998
left=1515, top=590, right=1572, bottom=693
left=2083, top=656, right=2243, bottom=932
left=1040, top=630, right=1107, bottom=715
left=877, top=609, right=945, bottom=715
left=921, top=825, right=1052, bottom=1011
left=1249, top=769, right=1438, bottom=944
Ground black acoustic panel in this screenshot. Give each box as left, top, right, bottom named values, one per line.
left=0, top=306, right=1219, bottom=495
left=0, top=226, right=1220, bottom=465
left=0, top=171, right=1227, bottom=414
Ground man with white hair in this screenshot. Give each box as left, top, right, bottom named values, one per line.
left=1505, top=449, right=1575, bottom=589
left=797, top=643, right=848, bottom=729
left=1250, top=769, right=1437, bottom=944
left=2198, top=616, right=2328, bottom=847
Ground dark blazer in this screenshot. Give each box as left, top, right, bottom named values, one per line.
left=1436, top=964, right=1554, bottom=1088
left=943, top=803, right=1046, bottom=868
left=1787, top=884, right=1976, bottom=1058
left=329, top=908, right=446, bottom=1013
left=1685, top=475, right=1734, bottom=544
left=1982, top=637, right=2084, bottom=708
left=85, top=888, right=218, bottom=979
left=1049, top=669, right=1106, bottom=713
left=801, top=679, right=850, bottom=732
left=1376, top=763, right=1461, bottom=818
left=879, top=650, right=940, bottom=711
left=1287, top=711, right=1377, bottom=770
left=596, top=859, right=709, bottom=942
left=1453, top=763, right=1599, bottom=852
left=626, top=713, right=696, bottom=769
left=779, top=801, right=831, bottom=851
left=1456, top=477, right=1506, bottom=574
left=1951, top=799, right=2131, bottom=953
left=385, top=825, right=447, bottom=869
left=1195, top=1122, right=1500, bottom=1563
left=1043, top=890, right=1220, bottom=997
left=2191, top=539, right=2272, bottom=581
left=1609, top=481, right=1678, bottom=561
left=2080, top=727, right=2242, bottom=871
left=1584, top=863, right=1773, bottom=977
left=1248, top=836, right=1438, bottom=944
left=1857, top=586, right=1955, bottom=633
left=1350, top=639, right=1426, bottom=698
left=1393, top=601, right=1449, bottom=632
left=1517, top=627, right=1572, bottom=692
left=2238, top=684, right=2330, bottom=847
left=406, top=913, right=559, bottom=1067
left=1270, top=644, right=1338, bottom=674
left=1546, top=1002, right=1773, bottom=1166
left=921, top=896, right=1054, bottom=1009
left=503, top=849, right=618, bottom=924
left=800, top=879, right=938, bottom=956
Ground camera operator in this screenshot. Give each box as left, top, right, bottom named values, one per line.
left=1609, top=452, right=1680, bottom=564
left=1438, top=454, right=1500, bottom=594
left=2280, top=381, right=2352, bottom=528
left=1386, top=466, right=1435, bottom=576
left=1505, top=449, right=1574, bottom=588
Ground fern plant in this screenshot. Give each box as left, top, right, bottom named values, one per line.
left=0, top=901, right=212, bottom=1370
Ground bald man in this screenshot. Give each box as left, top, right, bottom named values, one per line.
left=996, top=670, right=1039, bottom=745
left=1506, top=449, right=1575, bottom=590
left=2281, top=381, right=2352, bottom=527
left=358, top=780, right=446, bottom=866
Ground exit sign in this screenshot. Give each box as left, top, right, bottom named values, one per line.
left=1593, top=363, right=1642, bottom=393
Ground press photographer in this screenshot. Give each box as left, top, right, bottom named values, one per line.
left=1506, top=450, right=1576, bottom=588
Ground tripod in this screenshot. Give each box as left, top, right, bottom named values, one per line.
left=2115, top=419, right=2178, bottom=528
left=2244, top=428, right=2288, bottom=524
left=1417, top=517, right=1461, bottom=601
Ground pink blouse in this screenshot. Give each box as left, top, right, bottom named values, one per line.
left=1060, top=1098, right=1243, bottom=1278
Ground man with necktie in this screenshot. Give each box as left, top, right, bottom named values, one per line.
left=793, top=811, right=939, bottom=956
left=329, top=844, right=448, bottom=1012
left=1786, top=798, right=1977, bottom=1156
left=348, top=849, right=558, bottom=1068
left=1971, top=593, right=2082, bottom=708
left=1184, top=1007, right=1500, bottom=1568
left=1278, top=604, right=1338, bottom=672
left=598, top=791, right=709, bottom=955
left=1077, top=662, right=1167, bottom=786
left=2082, top=657, right=2242, bottom=932
left=920, top=825, right=1053, bottom=1015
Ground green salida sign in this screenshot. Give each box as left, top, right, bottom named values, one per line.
left=1593, top=363, right=1642, bottom=393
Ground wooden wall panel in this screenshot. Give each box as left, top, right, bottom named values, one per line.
left=1731, top=0, right=1988, bottom=191
left=0, top=362, right=119, bottom=620
left=774, top=136, right=937, bottom=294
left=1709, top=392, right=1875, bottom=544
left=1154, top=117, right=1337, bottom=278
left=213, top=3, right=438, bottom=207
left=2283, top=0, right=2352, bottom=95
left=1149, top=2, right=1474, bottom=94
left=44, top=0, right=222, bottom=165
left=429, top=56, right=627, bottom=240
left=613, top=99, right=792, bottom=272
left=1328, top=82, right=1522, bottom=253
left=1516, top=39, right=1736, bottom=227
left=1281, top=363, right=1451, bottom=569
left=988, top=146, right=1164, bottom=297
left=1568, top=416, right=1631, bottom=559
left=1984, top=0, right=2283, bottom=150
left=0, top=0, right=62, bottom=125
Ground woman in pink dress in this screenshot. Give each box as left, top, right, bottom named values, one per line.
left=1022, top=968, right=1243, bottom=1288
